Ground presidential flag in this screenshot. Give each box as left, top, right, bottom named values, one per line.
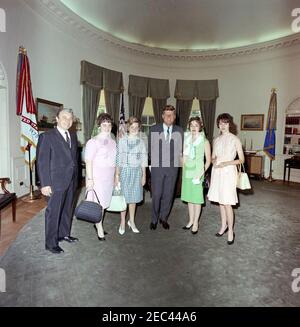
left=263, top=89, right=277, bottom=160
left=16, top=47, right=39, bottom=168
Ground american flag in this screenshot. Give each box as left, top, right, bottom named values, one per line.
left=118, top=92, right=126, bottom=138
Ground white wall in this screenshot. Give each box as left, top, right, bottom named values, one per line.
left=1, top=0, right=300, bottom=195
left=0, top=63, right=10, bottom=182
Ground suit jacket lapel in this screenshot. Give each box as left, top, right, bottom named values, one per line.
left=70, top=133, right=77, bottom=159
left=54, top=128, right=72, bottom=153
left=159, top=123, right=164, bottom=133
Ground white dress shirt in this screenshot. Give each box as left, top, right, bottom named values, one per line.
left=163, top=123, right=173, bottom=142
left=56, top=126, right=71, bottom=147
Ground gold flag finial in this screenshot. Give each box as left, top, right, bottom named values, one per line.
left=19, top=46, right=27, bottom=54
left=271, top=87, right=276, bottom=93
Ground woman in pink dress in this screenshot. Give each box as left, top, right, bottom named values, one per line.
left=207, top=113, right=244, bottom=245
left=85, top=113, right=116, bottom=241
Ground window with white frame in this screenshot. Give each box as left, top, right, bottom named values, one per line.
left=141, top=97, right=156, bottom=136
left=189, top=99, right=202, bottom=119
left=91, top=90, right=106, bottom=137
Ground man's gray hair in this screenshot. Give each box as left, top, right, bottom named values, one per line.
left=56, top=108, right=74, bottom=118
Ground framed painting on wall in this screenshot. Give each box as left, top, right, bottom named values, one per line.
left=36, top=98, right=63, bottom=130
left=241, top=114, right=264, bottom=131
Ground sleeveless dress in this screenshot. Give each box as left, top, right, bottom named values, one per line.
left=207, top=133, right=242, bottom=205
left=181, top=132, right=206, bottom=204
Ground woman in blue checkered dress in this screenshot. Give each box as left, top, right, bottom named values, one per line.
left=116, top=117, right=147, bottom=235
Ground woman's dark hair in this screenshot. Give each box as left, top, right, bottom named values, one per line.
left=127, top=116, right=141, bottom=129
left=216, top=113, right=236, bottom=133
left=96, top=113, right=113, bottom=127
left=188, top=116, right=203, bottom=131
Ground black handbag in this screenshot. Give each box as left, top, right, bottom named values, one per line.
left=74, top=190, right=102, bottom=223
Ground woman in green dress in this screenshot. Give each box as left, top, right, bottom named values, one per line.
left=181, top=117, right=211, bottom=234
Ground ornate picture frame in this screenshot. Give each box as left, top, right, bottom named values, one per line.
left=36, top=98, right=63, bottom=131
left=241, top=114, right=264, bottom=131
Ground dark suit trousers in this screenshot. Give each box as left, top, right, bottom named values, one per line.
left=45, top=180, right=76, bottom=248
left=151, top=167, right=178, bottom=224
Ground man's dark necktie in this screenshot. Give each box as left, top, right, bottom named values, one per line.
left=65, top=131, right=71, bottom=148
left=166, top=126, right=170, bottom=142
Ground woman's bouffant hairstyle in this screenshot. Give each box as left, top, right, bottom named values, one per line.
left=96, top=113, right=113, bottom=127
left=188, top=116, right=203, bottom=131
left=216, top=113, right=236, bottom=133
left=127, top=116, right=141, bottom=129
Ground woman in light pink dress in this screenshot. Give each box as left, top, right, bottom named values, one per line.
left=85, top=113, right=116, bottom=241
left=207, top=113, right=244, bottom=245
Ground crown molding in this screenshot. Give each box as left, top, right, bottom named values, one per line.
left=25, top=0, right=300, bottom=61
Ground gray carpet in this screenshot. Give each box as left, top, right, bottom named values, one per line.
left=0, top=180, right=300, bottom=307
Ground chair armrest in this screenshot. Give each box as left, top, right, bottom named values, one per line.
left=0, top=178, right=11, bottom=194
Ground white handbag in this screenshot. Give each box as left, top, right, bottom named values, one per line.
left=236, top=164, right=251, bottom=190
left=107, top=183, right=127, bottom=212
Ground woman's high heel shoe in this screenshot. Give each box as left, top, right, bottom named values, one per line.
left=94, top=224, right=108, bottom=234
left=227, top=232, right=235, bottom=245
left=94, top=224, right=106, bottom=241
left=215, top=226, right=228, bottom=237
left=182, top=224, right=193, bottom=230
left=118, top=224, right=125, bottom=235
left=127, top=221, right=140, bottom=233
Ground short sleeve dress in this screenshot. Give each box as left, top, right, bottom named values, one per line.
left=84, top=134, right=116, bottom=209
left=207, top=133, right=242, bottom=205
left=181, top=132, right=206, bottom=204
left=116, top=135, right=148, bottom=204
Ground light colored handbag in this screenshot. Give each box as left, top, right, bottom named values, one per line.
left=107, top=183, right=127, bottom=212
left=236, top=164, right=251, bottom=190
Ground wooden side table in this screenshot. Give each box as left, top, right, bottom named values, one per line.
left=244, top=154, right=264, bottom=179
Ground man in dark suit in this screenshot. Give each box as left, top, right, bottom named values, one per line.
left=37, top=108, right=79, bottom=254
left=149, top=105, right=183, bottom=230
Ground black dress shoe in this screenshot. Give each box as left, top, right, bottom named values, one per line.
left=182, top=225, right=192, bottom=230
left=215, top=227, right=228, bottom=237
left=150, top=222, right=157, bottom=230
left=227, top=232, right=235, bottom=245
left=46, top=245, right=64, bottom=254
left=59, top=236, right=79, bottom=243
left=161, top=221, right=170, bottom=230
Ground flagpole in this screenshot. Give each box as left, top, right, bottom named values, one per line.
left=26, top=143, right=40, bottom=201
left=267, top=159, right=274, bottom=182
